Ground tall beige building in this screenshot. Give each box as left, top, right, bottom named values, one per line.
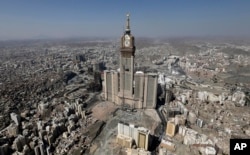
left=117, top=122, right=150, bottom=150
left=103, top=14, right=158, bottom=109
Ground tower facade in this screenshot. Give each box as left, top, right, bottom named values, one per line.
left=120, top=14, right=136, bottom=98
left=103, top=14, right=158, bottom=109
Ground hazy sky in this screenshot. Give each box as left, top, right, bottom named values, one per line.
left=1, top=0, right=250, bottom=40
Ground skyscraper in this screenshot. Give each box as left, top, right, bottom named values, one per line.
left=119, top=14, right=136, bottom=99
left=103, top=14, right=158, bottom=109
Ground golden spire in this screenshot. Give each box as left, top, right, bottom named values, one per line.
left=126, top=13, right=130, bottom=32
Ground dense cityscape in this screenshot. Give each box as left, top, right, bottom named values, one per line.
left=1, top=1, right=250, bottom=154
left=0, top=15, right=249, bottom=155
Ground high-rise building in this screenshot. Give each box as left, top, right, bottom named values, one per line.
left=143, top=73, right=158, bottom=108
left=138, top=129, right=150, bottom=150
left=119, top=14, right=135, bottom=98
left=166, top=121, right=176, bottom=137
left=117, top=122, right=150, bottom=150
left=103, top=14, right=158, bottom=109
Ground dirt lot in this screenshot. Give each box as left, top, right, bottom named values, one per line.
left=92, top=101, right=118, bottom=121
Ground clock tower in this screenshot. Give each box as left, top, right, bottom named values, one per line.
left=103, top=13, right=158, bottom=109
left=120, top=14, right=136, bottom=98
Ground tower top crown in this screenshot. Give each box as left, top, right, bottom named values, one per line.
left=125, top=13, right=130, bottom=33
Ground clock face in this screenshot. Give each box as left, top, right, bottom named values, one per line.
left=125, top=40, right=130, bottom=47
left=125, top=34, right=130, bottom=40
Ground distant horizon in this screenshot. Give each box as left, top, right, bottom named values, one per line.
left=1, top=32, right=250, bottom=42
left=1, top=0, right=250, bottom=40
left=2, top=35, right=250, bottom=43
